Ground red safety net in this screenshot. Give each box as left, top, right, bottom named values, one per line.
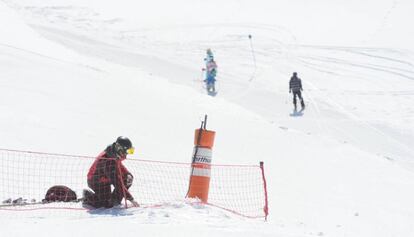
left=0, top=149, right=268, bottom=219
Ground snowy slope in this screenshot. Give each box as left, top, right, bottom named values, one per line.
left=1, top=0, right=414, bottom=237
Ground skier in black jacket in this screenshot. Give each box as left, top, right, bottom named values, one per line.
left=289, top=72, right=305, bottom=110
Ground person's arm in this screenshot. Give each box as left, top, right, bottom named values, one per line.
left=120, top=171, right=139, bottom=207
left=111, top=161, right=135, bottom=201
left=103, top=160, right=131, bottom=197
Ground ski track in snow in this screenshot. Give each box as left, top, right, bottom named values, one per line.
left=13, top=3, right=414, bottom=167
left=2, top=2, right=414, bottom=237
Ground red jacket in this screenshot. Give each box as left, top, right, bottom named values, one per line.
left=87, top=146, right=133, bottom=200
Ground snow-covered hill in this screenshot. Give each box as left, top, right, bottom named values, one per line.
left=1, top=0, right=414, bottom=237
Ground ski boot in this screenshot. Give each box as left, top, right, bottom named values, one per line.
left=81, top=189, right=96, bottom=208
left=82, top=189, right=94, bottom=202
left=300, top=100, right=305, bottom=110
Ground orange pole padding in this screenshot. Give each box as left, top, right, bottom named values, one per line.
left=187, top=175, right=211, bottom=202
left=188, top=128, right=216, bottom=203
left=194, top=129, right=216, bottom=148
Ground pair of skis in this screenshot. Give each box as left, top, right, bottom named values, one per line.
left=1, top=197, right=84, bottom=208
left=1, top=197, right=37, bottom=206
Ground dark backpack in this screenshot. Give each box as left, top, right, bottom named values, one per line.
left=43, top=185, right=77, bottom=202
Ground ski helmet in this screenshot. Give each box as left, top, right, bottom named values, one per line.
left=293, top=72, right=297, bottom=77
left=115, top=136, right=134, bottom=155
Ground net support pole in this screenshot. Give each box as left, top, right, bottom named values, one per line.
left=260, top=161, right=269, bottom=220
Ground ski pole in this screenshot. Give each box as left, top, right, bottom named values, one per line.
left=248, top=34, right=257, bottom=82
left=201, top=68, right=205, bottom=81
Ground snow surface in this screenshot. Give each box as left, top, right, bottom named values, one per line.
left=1, top=0, right=414, bottom=236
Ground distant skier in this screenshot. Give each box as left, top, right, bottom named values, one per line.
left=83, top=136, right=139, bottom=208
left=203, top=48, right=217, bottom=94
left=289, top=72, right=305, bottom=111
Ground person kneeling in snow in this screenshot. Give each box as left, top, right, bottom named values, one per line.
left=83, top=136, right=139, bottom=208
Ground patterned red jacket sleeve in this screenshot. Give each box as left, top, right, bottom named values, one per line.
left=114, top=161, right=134, bottom=200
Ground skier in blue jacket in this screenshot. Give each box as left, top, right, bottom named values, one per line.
left=203, top=49, right=217, bottom=93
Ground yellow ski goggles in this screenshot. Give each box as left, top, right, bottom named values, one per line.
left=126, top=147, right=135, bottom=155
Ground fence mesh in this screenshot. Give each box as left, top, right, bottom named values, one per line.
left=0, top=149, right=268, bottom=219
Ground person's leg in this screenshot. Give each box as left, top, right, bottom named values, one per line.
left=111, top=175, right=133, bottom=206
left=83, top=180, right=99, bottom=207
left=207, top=75, right=213, bottom=92
left=111, top=183, right=130, bottom=206
left=111, top=188, right=123, bottom=206
left=82, top=189, right=95, bottom=204
left=293, top=92, right=298, bottom=109
left=298, top=91, right=305, bottom=108
left=207, top=81, right=216, bottom=92
left=87, top=180, right=112, bottom=208
left=95, top=183, right=112, bottom=208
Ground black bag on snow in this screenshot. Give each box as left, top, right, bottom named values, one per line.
left=43, top=185, right=77, bottom=202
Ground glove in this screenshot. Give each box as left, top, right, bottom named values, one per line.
left=130, top=199, right=140, bottom=207
left=289, top=90, right=291, bottom=93
left=126, top=173, right=133, bottom=187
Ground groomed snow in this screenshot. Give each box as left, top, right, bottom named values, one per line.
left=1, top=0, right=414, bottom=236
